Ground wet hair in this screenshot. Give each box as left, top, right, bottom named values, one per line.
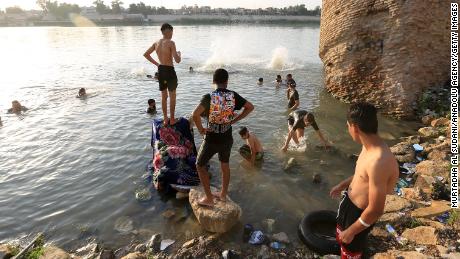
left=258, top=78, right=263, bottom=82
left=287, top=79, right=296, bottom=87
left=287, top=74, right=293, bottom=78
left=238, top=126, right=248, bottom=136
left=306, top=113, right=315, bottom=123
left=148, top=99, right=155, bottom=105
left=79, top=88, right=86, bottom=94
left=347, top=102, right=378, bottom=134
left=161, top=23, right=173, bottom=32
left=213, top=68, right=229, bottom=85
left=276, top=75, right=281, bottom=79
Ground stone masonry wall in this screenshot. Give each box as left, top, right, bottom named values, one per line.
left=319, top=0, right=450, bottom=119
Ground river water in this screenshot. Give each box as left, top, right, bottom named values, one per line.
left=0, top=25, right=419, bottom=249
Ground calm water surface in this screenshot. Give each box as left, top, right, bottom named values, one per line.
left=0, top=25, right=418, bottom=249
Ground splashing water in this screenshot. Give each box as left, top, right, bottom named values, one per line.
left=268, top=47, right=289, bottom=70
left=130, top=67, right=147, bottom=77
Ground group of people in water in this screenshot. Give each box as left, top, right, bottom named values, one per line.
left=141, top=23, right=399, bottom=259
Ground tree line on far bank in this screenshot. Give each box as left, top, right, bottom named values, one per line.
left=1, top=0, right=321, bottom=18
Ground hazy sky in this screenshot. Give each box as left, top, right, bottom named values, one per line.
left=0, top=0, right=322, bottom=10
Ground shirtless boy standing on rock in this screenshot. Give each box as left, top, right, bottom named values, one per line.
left=144, top=23, right=181, bottom=125
left=330, top=103, right=398, bottom=259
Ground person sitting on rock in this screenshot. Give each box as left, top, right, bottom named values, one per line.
left=77, top=88, right=86, bottom=98
left=7, top=100, right=28, bottom=114
left=192, top=68, right=254, bottom=207
left=147, top=99, right=157, bottom=114
left=238, top=126, right=264, bottom=166
left=329, top=102, right=398, bottom=259
left=281, top=110, right=330, bottom=152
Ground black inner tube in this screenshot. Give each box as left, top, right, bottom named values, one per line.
left=298, top=210, right=341, bottom=255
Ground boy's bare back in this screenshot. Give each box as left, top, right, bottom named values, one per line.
left=154, top=39, right=176, bottom=67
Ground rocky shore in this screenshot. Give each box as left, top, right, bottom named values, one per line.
left=1, top=99, right=457, bottom=259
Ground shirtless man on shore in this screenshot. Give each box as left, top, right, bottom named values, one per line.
left=143, top=23, right=181, bottom=125
left=329, top=103, right=398, bottom=259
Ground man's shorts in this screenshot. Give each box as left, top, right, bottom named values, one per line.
left=336, top=191, right=373, bottom=259
left=158, top=65, right=178, bottom=92
left=196, top=139, right=233, bottom=167
left=239, top=144, right=264, bottom=161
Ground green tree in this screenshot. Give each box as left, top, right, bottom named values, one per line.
left=111, top=0, right=123, bottom=14
left=93, top=0, right=108, bottom=14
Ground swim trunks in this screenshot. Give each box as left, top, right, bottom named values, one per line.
left=336, top=191, right=373, bottom=259
left=239, top=144, right=264, bottom=161
left=196, top=138, right=233, bottom=166
left=158, top=65, right=178, bottom=91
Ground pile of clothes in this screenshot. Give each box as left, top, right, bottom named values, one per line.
left=150, top=117, right=200, bottom=192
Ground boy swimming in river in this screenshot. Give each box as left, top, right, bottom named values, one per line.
left=7, top=100, right=28, bottom=114
left=238, top=126, right=264, bottom=166
left=143, top=23, right=181, bottom=125
left=147, top=99, right=156, bottom=114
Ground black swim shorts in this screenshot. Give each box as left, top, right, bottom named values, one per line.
left=196, top=138, right=233, bottom=167
left=158, top=65, right=178, bottom=92
left=336, top=191, right=373, bottom=258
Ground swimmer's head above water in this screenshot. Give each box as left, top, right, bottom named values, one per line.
left=276, top=75, right=282, bottom=82
left=161, top=23, right=174, bottom=39
left=286, top=74, right=293, bottom=81
left=189, top=66, right=194, bottom=72
left=78, top=88, right=86, bottom=97
left=258, top=78, right=263, bottom=85
left=287, top=79, right=296, bottom=89
left=213, top=68, right=229, bottom=89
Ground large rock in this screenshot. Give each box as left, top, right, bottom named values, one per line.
left=40, top=246, right=71, bottom=259
left=121, top=252, right=146, bottom=259
left=411, top=200, right=451, bottom=218
left=390, top=142, right=415, bottom=163
left=418, top=218, right=446, bottom=231
left=414, top=175, right=435, bottom=189
left=431, top=118, right=450, bottom=127
left=418, top=127, right=440, bottom=138
left=372, top=250, right=429, bottom=259
left=422, top=115, right=435, bottom=125
left=189, top=187, right=242, bottom=233
left=428, top=149, right=449, bottom=162
left=401, top=226, right=437, bottom=245
left=319, top=0, right=449, bottom=119
left=379, top=212, right=403, bottom=223
left=402, top=187, right=425, bottom=201
left=415, top=160, right=449, bottom=176
left=384, top=195, right=411, bottom=213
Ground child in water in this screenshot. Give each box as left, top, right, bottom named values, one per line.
left=276, top=75, right=282, bottom=86
left=7, top=100, right=28, bottom=113
left=77, top=88, right=86, bottom=98
left=257, top=78, right=263, bottom=85
left=147, top=99, right=157, bottom=114
left=238, top=126, right=264, bottom=166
